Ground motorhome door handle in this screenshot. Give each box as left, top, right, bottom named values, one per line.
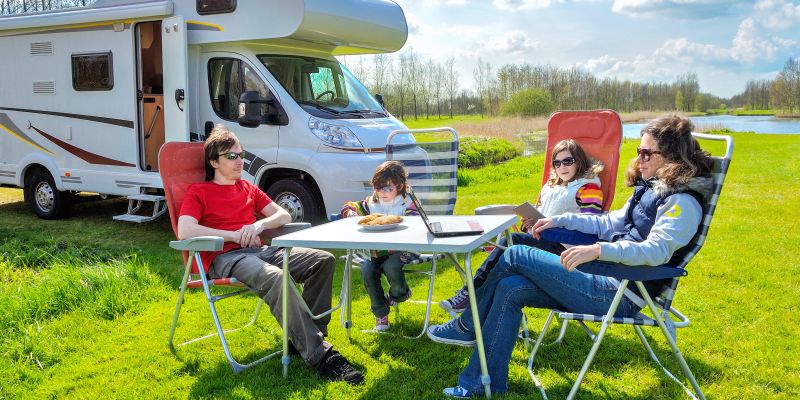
left=174, top=89, right=185, bottom=111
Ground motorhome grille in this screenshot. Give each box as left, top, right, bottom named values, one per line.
left=33, top=81, right=56, bottom=95
left=30, top=42, right=54, bottom=55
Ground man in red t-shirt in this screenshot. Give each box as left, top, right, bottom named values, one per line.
left=178, top=125, right=363, bottom=384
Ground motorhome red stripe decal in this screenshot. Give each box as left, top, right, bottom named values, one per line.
left=0, top=107, right=133, bottom=128
left=30, top=125, right=135, bottom=167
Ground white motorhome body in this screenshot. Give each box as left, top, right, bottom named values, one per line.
left=0, top=0, right=409, bottom=222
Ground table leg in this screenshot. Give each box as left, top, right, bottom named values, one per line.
left=345, top=249, right=353, bottom=341
left=463, top=250, right=492, bottom=398
left=282, top=247, right=290, bottom=378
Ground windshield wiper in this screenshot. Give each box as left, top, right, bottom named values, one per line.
left=341, top=109, right=387, bottom=118
left=297, top=100, right=342, bottom=115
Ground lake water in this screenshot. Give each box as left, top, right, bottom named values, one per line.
left=622, top=115, right=800, bottom=138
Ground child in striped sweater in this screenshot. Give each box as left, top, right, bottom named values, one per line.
left=440, top=139, right=604, bottom=314
left=341, top=161, right=418, bottom=332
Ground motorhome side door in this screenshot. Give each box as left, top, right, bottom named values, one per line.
left=161, top=16, right=190, bottom=142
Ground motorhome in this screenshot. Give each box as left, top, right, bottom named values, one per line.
left=0, top=0, right=410, bottom=222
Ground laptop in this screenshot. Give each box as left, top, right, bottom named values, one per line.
left=409, top=191, right=484, bottom=237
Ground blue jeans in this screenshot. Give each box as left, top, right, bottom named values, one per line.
left=470, top=232, right=566, bottom=289
left=360, top=252, right=410, bottom=317
left=456, top=245, right=641, bottom=395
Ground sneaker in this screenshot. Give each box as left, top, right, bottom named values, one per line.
left=375, top=314, right=390, bottom=332
left=443, top=386, right=475, bottom=398
left=427, top=319, right=476, bottom=346
left=439, top=288, right=470, bottom=314
left=315, top=349, right=365, bottom=385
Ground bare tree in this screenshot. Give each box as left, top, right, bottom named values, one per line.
left=445, top=57, right=458, bottom=118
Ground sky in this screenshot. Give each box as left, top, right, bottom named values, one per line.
left=388, top=0, right=800, bottom=98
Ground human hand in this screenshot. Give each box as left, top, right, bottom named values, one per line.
left=521, top=217, right=536, bottom=233
left=559, top=244, right=601, bottom=272
left=237, top=224, right=262, bottom=248
left=531, top=218, right=554, bottom=239
left=343, top=210, right=357, bottom=218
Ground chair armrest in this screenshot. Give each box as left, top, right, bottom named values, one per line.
left=540, top=227, right=599, bottom=245
left=577, top=262, right=686, bottom=281
left=170, top=236, right=224, bottom=252
left=474, top=204, right=517, bottom=215
left=261, top=222, right=312, bottom=241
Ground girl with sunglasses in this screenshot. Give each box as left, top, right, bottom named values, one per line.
left=340, top=161, right=419, bottom=332
left=431, top=114, right=714, bottom=398
left=439, top=139, right=604, bottom=315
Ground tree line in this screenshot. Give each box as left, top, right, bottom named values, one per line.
left=0, top=0, right=89, bottom=14
left=732, top=58, right=800, bottom=114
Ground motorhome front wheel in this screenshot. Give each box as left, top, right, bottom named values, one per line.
left=266, top=178, right=322, bottom=224
left=24, top=169, right=72, bottom=219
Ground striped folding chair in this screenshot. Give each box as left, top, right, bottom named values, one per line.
left=340, top=128, right=462, bottom=339
left=527, top=133, right=733, bottom=400
left=160, top=142, right=323, bottom=374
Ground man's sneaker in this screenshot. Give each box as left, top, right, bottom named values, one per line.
left=439, top=288, right=470, bottom=314
left=443, top=386, right=475, bottom=398
left=375, top=314, right=390, bottom=332
left=427, top=318, right=476, bottom=346
left=316, top=349, right=365, bottom=385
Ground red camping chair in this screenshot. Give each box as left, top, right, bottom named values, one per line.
left=541, top=110, right=622, bottom=212
left=474, top=110, right=623, bottom=342
left=160, top=141, right=310, bottom=373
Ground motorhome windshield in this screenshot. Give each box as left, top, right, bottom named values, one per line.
left=258, top=55, right=386, bottom=119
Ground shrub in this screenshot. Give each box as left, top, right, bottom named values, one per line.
left=458, top=137, right=519, bottom=169
left=499, top=88, right=555, bottom=117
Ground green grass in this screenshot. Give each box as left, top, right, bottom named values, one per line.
left=401, top=114, right=488, bottom=130
left=1, top=132, right=799, bottom=399
left=730, top=109, right=776, bottom=116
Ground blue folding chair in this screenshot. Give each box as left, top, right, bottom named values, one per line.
left=527, top=132, right=733, bottom=400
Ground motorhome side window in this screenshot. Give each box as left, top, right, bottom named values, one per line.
left=71, top=52, right=113, bottom=91
left=197, top=0, right=236, bottom=15
left=208, top=58, right=271, bottom=122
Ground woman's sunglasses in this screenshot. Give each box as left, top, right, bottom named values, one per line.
left=219, top=151, right=246, bottom=160
left=552, top=157, right=576, bottom=168
left=636, top=147, right=662, bottom=162
left=375, top=185, right=399, bottom=193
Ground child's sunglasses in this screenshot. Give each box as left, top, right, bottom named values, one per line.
left=219, top=151, right=246, bottom=160
left=375, top=185, right=399, bottom=193
left=636, top=147, right=661, bottom=162
left=552, top=157, right=575, bottom=168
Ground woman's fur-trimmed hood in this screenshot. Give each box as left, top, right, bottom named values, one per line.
left=651, top=176, right=714, bottom=201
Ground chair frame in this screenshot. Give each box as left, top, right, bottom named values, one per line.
left=526, top=132, right=733, bottom=400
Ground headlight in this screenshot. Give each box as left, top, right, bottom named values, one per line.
left=308, top=117, right=363, bottom=148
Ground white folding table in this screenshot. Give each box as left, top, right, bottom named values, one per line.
left=272, top=214, right=517, bottom=398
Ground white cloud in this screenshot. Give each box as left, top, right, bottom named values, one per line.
left=652, top=37, right=730, bottom=63
left=492, top=0, right=552, bottom=11
left=753, top=0, right=800, bottom=29
left=612, top=0, right=748, bottom=19
left=479, top=30, right=539, bottom=54
left=730, top=18, right=778, bottom=62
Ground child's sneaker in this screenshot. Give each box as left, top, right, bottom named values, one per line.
left=375, top=314, right=390, bottom=332
left=439, top=288, right=469, bottom=314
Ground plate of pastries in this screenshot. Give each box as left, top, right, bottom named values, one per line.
left=357, top=214, right=403, bottom=231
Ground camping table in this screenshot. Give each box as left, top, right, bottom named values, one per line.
left=272, top=214, right=518, bottom=398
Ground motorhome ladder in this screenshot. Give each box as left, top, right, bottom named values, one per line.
left=112, top=193, right=167, bottom=223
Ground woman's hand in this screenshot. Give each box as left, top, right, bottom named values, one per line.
left=531, top=218, right=554, bottom=239
left=520, top=217, right=536, bottom=233
left=560, top=244, right=601, bottom=272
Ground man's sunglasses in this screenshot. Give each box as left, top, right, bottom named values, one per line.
left=219, top=151, right=246, bottom=160
left=375, top=185, right=399, bottom=193
left=636, top=147, right=662, bottom=162
left=552, top=157, right=576, bottom=168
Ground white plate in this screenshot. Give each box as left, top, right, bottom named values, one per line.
left=359, top=223, right=401, bottom=231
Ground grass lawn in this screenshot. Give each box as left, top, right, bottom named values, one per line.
left=1, top=132, right=799, bottom=399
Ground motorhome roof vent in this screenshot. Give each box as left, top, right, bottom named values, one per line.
left=33, top=81, right=56, bottom=95
left=30, top=42, right=54, bottom=56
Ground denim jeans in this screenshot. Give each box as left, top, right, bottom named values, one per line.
left=456, top=245, right=641, bottom=395
left=360, top=252, right=410, bottom=317
left=470, top=232, right=566, bottom=289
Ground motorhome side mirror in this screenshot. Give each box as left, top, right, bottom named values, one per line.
left=238, top=91, right=267, bottom=128
left=374, top=93, right=385, bottom=107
